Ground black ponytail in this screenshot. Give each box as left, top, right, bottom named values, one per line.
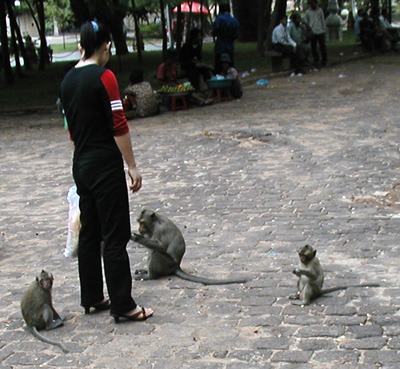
left=80, top=21, right=111, bottom=60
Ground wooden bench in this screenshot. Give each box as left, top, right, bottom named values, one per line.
left=265, top=50, right=292, bottom=73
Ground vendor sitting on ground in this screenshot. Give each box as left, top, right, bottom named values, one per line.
left=157, top=48, right=181, bottom=87
left=180, top=28, right=214, bottom=91
left=123, top=69, right=160, bottom=118
left=219, top=53, right=242, bottom=99
left=157, top=48, right=213, bottom=106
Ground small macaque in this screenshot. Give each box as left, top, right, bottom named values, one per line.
left=290, top=245, right=380, bottom=306
left=290, top=245, right=324, bottom=305
left=21, top=270, right=68, bottom=353
left=131, top=209, right=248, bottom=285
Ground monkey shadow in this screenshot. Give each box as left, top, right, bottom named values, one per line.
left=312, top=293, right=349, bottom=306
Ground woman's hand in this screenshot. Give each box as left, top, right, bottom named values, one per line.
left=128, top=166, right=142, bottom=193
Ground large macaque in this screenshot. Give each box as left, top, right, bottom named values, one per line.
left=290, top=245, right=379, bottom=306
left=131, top=209, right=248, bottom=285
left=21, top=270, right=68, bottom=353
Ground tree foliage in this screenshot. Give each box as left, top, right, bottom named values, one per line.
left=45, top=0, right=75, bottom=31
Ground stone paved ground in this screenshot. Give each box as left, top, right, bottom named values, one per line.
left=1, top=54, right=400, bottom=369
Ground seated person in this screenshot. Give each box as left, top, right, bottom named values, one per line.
left=123, top=69, right=160, bottom=118
left=157, top=48, right=181, bottom=87
left=157, top=48, right=213, bottom=106
left=379, top=8, right=399, bottom=50
left=289, top=12, right=311, bottom=67
left=354, top=9, right=365, bottom=42
left=272, top=15, right=303, bottom=75
left=219, top=53, right=242, bottom=99
left=180, top=28, right=213, bottom=90
left=359, top=11, right=383, bottom=52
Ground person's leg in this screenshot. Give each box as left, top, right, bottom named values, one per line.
left=185, top=68, right=201, bottom=90
left=199, top=67, right=213, bottom=86
left=310, top=34, right=319, bottom=65
left=229, top=51, right=235, bottom=68
left=73, top=161, right=105, bottom=308
left=318, top=33, right=327, bottom=66
left=214, top=53, right=222, bottom=74
left=272, top=43, right=294, bottom=57
left=93, top=157, right=136, bottom=316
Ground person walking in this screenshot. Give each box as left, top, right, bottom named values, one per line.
left=60, top=21, right=153, bottom=322
left=304, top=0, right=327, bottom=68
left=212, top=3, right=240, bottom=74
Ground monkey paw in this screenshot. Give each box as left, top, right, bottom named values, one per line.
left=135, top=269, right=148, bottom=275
left=131, top=233, right=144, bottom=242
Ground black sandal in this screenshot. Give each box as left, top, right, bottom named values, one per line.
left=111, top=307, right=153, bottom=323
left=83, top=299, right=111, bottom=314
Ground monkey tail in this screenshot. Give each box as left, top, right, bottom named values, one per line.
left=28, top=326, right=69, bottom=353
left=321, top=283, right=380, bottom=295
left=174, top=268, right=248, bottom=285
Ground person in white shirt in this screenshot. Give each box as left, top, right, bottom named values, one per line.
left=272, top=15, right=303, bottom=75
left=304, top=0, right=327, bottom=67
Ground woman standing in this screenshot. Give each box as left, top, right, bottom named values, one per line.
left=60, top=21, right=153, bottom=322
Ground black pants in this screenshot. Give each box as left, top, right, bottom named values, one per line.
left=310, top=33, right=327, bottom=66
left=272, top=43, right=301, bottom=73
left=184, top=66, right=212, bottom=90
left=73, top=155, right=136, bottom=315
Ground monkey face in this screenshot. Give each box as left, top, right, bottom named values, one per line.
left=37, top=270, right=54, bottom=290
left=137, top=209, right=156, bottom=237
left=298, top=245, right=316, bottom=265
left=138, top=222, right=147, bottom=235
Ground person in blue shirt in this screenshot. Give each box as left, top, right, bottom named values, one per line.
left=212, top=3, right=240, bottom=74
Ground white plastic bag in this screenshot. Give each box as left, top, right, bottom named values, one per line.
left=64, top=185, right=81, bottom=258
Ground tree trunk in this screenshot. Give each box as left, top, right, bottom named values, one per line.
left=5, top=0, right=22, bottom=75
left=0, top=0, right=14, bottom=84
left=69, top=0, right=91, bottom=24
left=159, top=0, right=168, bottom=60
left=35, top=0, right=49, bottom=70
left=108, top=20, right=128, bottom=55
left=257, top=0, right=268, bottom=55
left=233, top=0, right=258, bottom=41
left=23, top=0, right=46, bottom=69
left=131, top=0, right=143, bottom=63
left=271, top=0, right=287, bottom=29
left=371, top=0, right=379, bottom=13
left=176, top=6, right=183, bottom=53
left=266, top=0, right=286, bottom=51
left=5, top=0, right=31, bottom=71
left=10, top=20, right=23, bottom=76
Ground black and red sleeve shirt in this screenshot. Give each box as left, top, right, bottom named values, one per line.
left=60, top=64, right=129, bottom=160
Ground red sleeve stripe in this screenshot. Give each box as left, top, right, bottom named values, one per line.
left=100, top=70, right=129, bottom=136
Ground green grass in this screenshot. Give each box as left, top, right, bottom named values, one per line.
left=0, top=30, right=362, bottom=113
left=50, top=42, right=79, bottom=54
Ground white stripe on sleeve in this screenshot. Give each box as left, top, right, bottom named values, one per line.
left=111, top=100, right=123, bottom=111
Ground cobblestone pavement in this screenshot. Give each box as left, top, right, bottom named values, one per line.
left=1, top=54, right=400, bottom=369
